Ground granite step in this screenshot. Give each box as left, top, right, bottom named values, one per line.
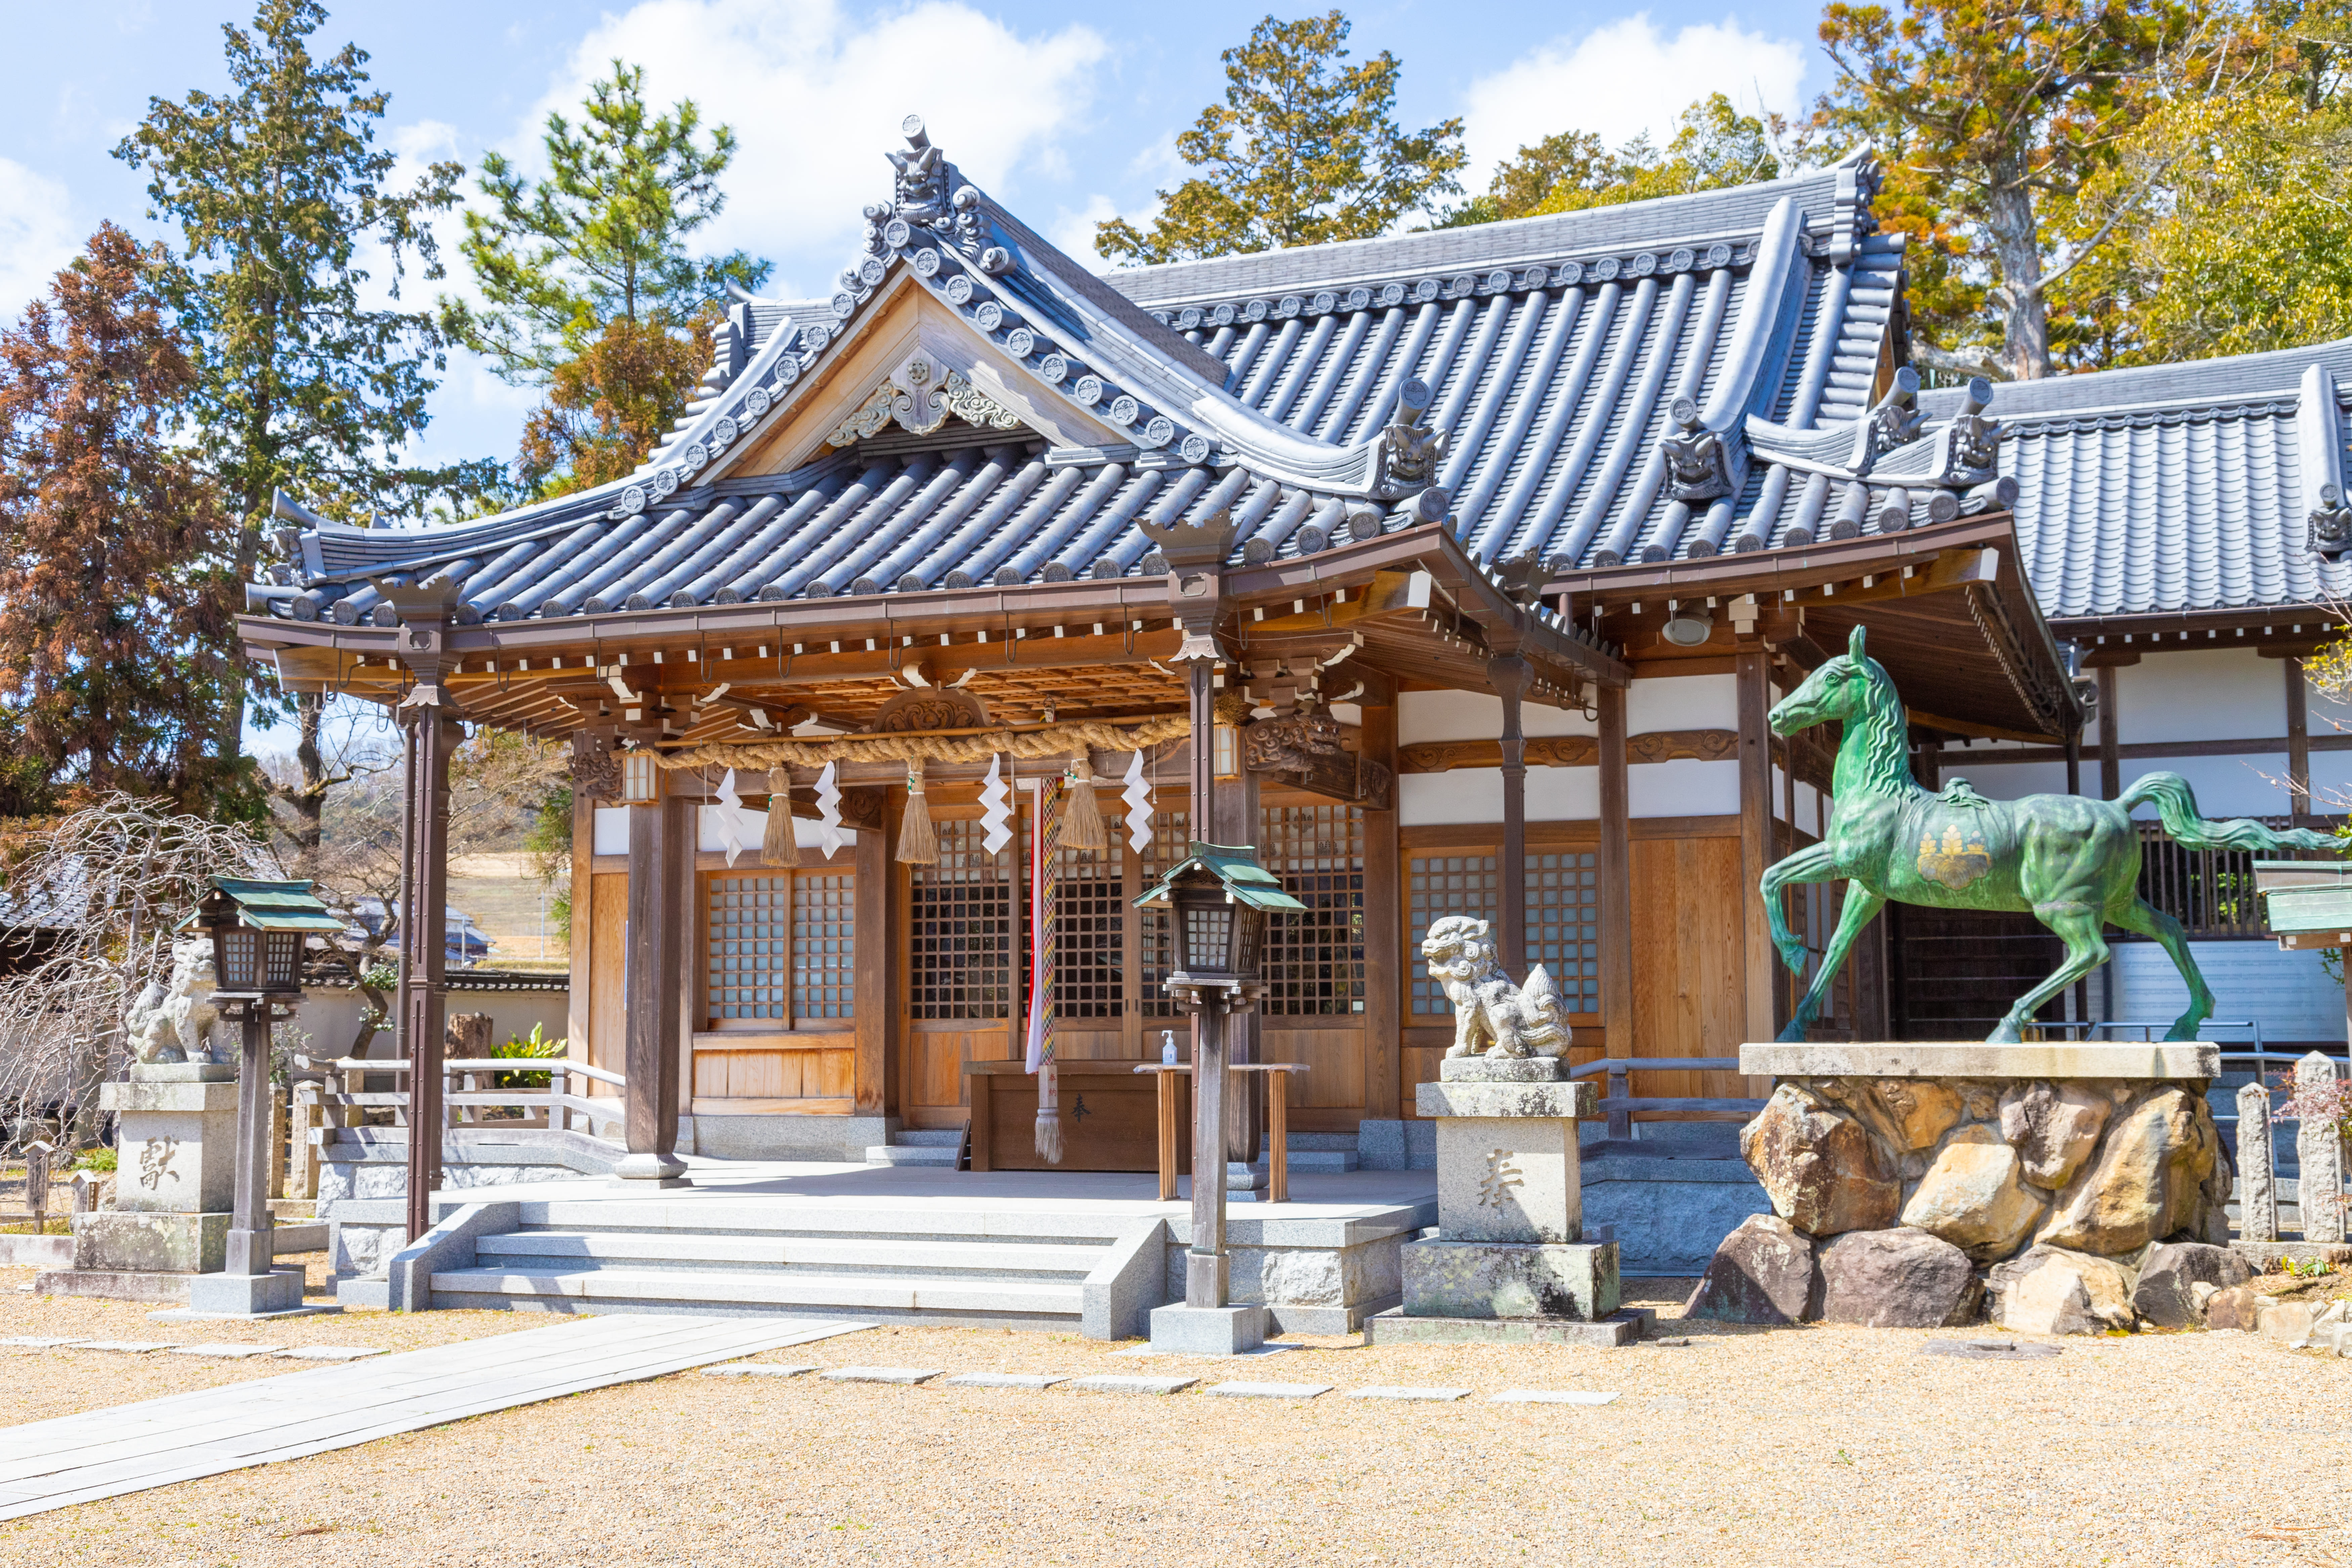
left=473, top=1229, right=1105, bottom=1279
left=865, top=1145, right=960, bottom=1168
left=429, top=1264, right=1086, bottom=1323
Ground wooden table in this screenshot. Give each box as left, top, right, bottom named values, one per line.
left=1132, top=1062, right=1308, bottom=1202
left=963, top=1059, right=1189, bottom=1173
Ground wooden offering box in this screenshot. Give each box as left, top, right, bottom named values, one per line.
left=963, top=1060, right=1190, bottom=1174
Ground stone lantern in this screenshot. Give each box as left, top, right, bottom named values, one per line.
left=181, top=878, right=341, bottom=1317
left=1134, top=843, right=1305, bottom=1353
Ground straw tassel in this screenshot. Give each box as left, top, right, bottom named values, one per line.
left=1059, top=756, right=1108, bottom=855
left=761, top=768, right=800, bottom=866
left=1035, top=1061, right=1064, bottom=1163
left=896, top=757, right=939, bottom=864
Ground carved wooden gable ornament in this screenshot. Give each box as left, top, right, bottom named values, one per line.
left=1244, top=704, right=1394, bottom=810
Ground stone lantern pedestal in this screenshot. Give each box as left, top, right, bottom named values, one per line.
left=1366, top=1058, right=1653, bottom=1346
left=36, top=1064, right=239, bottom=1302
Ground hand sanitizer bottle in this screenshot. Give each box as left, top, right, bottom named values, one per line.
left=1161, top=1029, right=1178, bottom=1066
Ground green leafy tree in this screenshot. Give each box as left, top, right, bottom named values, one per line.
left=516, top=315, right=714, bottom=497
left=113, top=0, right=498, bottom=821
left=2058, top=2, right=2352, bottom=363
left=1096, top=11, right=1466, bottom=262
left=1443, top=95, right=1784, bottom=227
left=1811, top=0, right=2217, bottom=381
left=0, top=225, right=237, bottom=809
left=444, top=61, right=769, bottom=385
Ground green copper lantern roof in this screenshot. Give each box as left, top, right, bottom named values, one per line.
left=2253, top=860, right=2352, bottom=935
left=179, top=877, right=345, bottom=934
left=1133, top=842, right=1308, bottom=914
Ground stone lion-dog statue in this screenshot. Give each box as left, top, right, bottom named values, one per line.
left=123, top=936, right=224, bottom=1065
left=1419, top=915, right=1570, bottom=1059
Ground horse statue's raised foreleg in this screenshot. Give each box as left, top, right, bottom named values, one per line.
left=1759, top=844, right=1867, bottom=1043
left=2106, top=894, right=2217, bottom=1041
left=1783, top=882, right=1887, bottom=1043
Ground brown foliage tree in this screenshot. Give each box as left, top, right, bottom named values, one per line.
left=0, top=224, right=240, bottom=807
left=517, top=313, right=711, bottom=496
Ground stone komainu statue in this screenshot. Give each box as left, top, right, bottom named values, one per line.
left=1420, top=915, right=1570, bottom=1059
left=123, top=936, right=222, bottom=1065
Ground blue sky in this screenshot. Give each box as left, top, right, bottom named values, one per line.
left=0, top=0, right=1832, bottom=482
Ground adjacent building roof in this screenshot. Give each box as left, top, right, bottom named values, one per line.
left=1921, top=339, right=2352, bottom=625
left=250, top=124, right=2029, bottom=632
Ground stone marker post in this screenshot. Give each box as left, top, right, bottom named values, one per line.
left=2296, top=1051, right=2345, bottom=1243
left=2238, top=1079, right=2278, bottom=1243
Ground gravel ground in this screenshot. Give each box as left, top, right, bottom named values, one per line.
left=1, top=1270, right=2347, bottom=1568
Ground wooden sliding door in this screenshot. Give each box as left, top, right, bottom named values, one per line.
left=689, top=853, right=859, bottom=1115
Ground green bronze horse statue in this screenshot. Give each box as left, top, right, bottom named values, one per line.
left=1763, top=624, right=2339, bottom=1043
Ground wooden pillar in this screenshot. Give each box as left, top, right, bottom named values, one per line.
left=1736, top=650, right=1778, bottom=1046
left=386, top=588, right=460, bottom=1245
left=2289, top=656, right=2312, bottom=826
left=1182, top=656, right=1230, bottom=1307
left=1597, top=682, right=1633, bottom=1139
left=1360, top=703, right=1402, bottom=1122
left=854, top=794, right=893, bottom=1119
left=619, top=790, right=690, bottom=1184
left=567, top=789, right=595, bottom=1080
left=2096, top=666, right=2120, bottom=799
left=1490, top=655, right=1531, bottom=970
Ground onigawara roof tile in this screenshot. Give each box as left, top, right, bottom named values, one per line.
left=1919, top=338, right=2352, bottom=623
left=252, top=117, right=2029, bottom=629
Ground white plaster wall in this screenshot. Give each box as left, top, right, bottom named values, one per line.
left=1629, top=672, right=1735, bottom=732
left=1933, top=759, right=2072, bottom=801
left=1400, top=765, right=1597, bottom=824
left=1629, top=759, right=1739, bottom=817
left=1528, top=766, right=1599, bottom=820
left=2115, top=753, right=2292, bottom=819
left=2105, top=941, right=2344, bottom=1044
left=1397, top=690, right=1596, bottom=744
left=2311, top=749, right=2352, bottom=813
left=2112, top=647, right=2285, bottom=744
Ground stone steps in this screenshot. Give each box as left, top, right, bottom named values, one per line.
left=865, top=1127, right=965, bottom=1167
left=429, top=1263, right=1087, bottom=1325
left=474, top=1229, right=1104, bottom=1278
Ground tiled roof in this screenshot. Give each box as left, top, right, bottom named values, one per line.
left=1919, top=340, right=2352, bottom=621
left=253, top=128, right=2024, bottom=626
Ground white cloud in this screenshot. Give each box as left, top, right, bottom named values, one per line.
left=1044, top=195, right=1120, bottom=274
left=0, top=158, right=81, bottom=323
left=506, top=0, right=1112, bottom=297
left=1460, top=15, right=1809, bottom=185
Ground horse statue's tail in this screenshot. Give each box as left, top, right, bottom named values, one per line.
left=2117, top=772, right=2341, bottom=853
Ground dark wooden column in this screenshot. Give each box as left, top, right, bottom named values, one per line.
left=383, top=583, right=461, bottom=1243
left=1597, top=683, right=1633, bottom=1139
left=618, top=786, right=690, bottom=1184
left=1736, top=649, right=1778, bottom=1046
left=1215, top=756, right=1261, bottom=1167
left=1489, top=654, right=1531, bottom=969
left=2096, top=666, right=2121, bottom=799
left=1182, top=655, right=1230, bottom=1306
left=2289, top=656, right=2312, bottom=826
left=854, top=792, right=893, bottom=1120
left=1359, top=702, right=1402, bottom=1122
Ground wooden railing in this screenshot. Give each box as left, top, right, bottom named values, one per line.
left=290, top=1054, right=627, bottom=1192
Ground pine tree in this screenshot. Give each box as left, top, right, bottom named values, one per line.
left=1096, top=11, right=1465, bottom=263
left=1442, top=96, right=1784, bottom=228
left=113, top=0, right=497, bottom=813
left=443, top=60, right=769, bottom=493
left=0, top=225, right=237, bottom=808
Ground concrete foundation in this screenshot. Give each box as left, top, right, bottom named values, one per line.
left=1401, top=1237, right=1622, bottom=1320
left=1148, top=1303, right=1269, bottom=1355
left=185, top=1267, right=307, bottom=1317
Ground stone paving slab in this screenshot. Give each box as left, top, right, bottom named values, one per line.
left=67, top=1342, right=177, bottom=1354
left=1066, top=1375, right=1195, bottom=1395
left=1345, top=1386, right=1471, bottom=1401
left=942, top=1372, right=1070, bottom=1390
left=819, top=1366, right=943, bottom=1386
left=1204, top=1381, right=1331, bottom=1399
left=1489, top=1389, right=1618, bottom=1405
left=168, top=1345, right=284, bottom=1360
left=0, top=1315, right=873, bottom=1520
left=274, top=1347, right=385, bottom=1362
left=702, top=1363, right=819, bottom=1379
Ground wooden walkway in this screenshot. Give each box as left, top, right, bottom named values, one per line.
left=0, top=1314, right=870, bottom=1519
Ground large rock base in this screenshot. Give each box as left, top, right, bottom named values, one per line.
left=1691, top=1045, right=2228, bottom=1334
left=1401, top=1238, right=1620, bottom=1322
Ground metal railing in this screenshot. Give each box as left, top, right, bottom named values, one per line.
left=1568, top=1056, right=1762, bottom=1129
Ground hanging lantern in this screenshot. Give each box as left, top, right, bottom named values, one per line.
left=622, top=747, right=661, bottom=805
left=1133, top=843, right=1306, bottom=993
left=185, top=879, right=341, bottom=997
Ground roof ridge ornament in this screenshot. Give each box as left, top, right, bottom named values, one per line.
left=876, top=115, right=1014, bottom=276
left=1852, top=366, right=1925, bottom=475
left=1662, top=396, right=1736, bottom=503
left=1373, top=376, right=1447, bottom=500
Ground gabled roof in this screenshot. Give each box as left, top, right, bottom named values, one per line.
left=248, top=122, right=2023, bottom=631
left=1921, top=340, right=2352, bottom=624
